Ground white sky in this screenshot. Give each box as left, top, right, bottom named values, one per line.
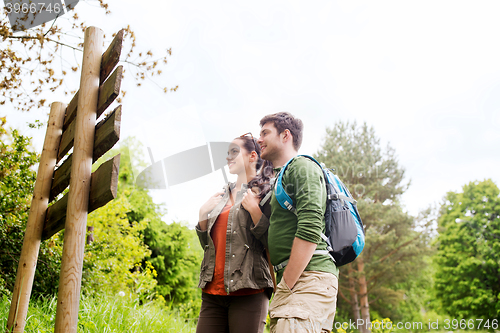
left=4, top=1, right=500, bottom=227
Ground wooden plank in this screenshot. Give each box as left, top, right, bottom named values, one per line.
left=57, top=67, right=122, bottom=163
left=63, top=92, right=79, bottom=131
left=96, top=65, right=123, bottom=119
left=42, top=193, right=68, bottom=240
left=50, top=105, right=121, bottom=201
left=50, top=154, right=72, bottom=202
left=42, top=154, right=121, bottom=241
left=62, top=29, right=123, bottom=131
left=88, top=154, right=120, bottom=214
left=100, top=29, right=124, bottom=84
left=94, top=105, right=121, bottom=161
left=6, top=102, right=66, bottom=333
left=55, top=26, right=103, bottom=333
left=57, top=118, right=76, bottom=161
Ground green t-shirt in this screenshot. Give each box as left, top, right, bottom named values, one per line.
left=268, top=156, right=338, bottom=282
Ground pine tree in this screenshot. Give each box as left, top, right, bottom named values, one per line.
left=314, top=121, right=431, bottom=330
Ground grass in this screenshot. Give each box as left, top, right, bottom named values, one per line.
left=0, top=293, right=197, bottom=332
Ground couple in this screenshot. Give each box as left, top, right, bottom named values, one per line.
left=195, top=112, right=339, bottom=333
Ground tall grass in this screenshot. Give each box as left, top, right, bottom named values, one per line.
left=0, top=294, right=197, bottom=332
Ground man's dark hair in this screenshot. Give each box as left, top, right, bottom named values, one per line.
left=259, top=112, right=304, bottom=151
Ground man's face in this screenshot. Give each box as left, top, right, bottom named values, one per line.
left=258, top=122, right=282, bottom=162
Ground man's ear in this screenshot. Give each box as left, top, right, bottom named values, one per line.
left=282, top=129, right=292, bottom=143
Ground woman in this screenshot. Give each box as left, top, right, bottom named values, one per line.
left=195, top=134, right=274, bottom=333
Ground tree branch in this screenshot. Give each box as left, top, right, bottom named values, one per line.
left=5, top=35, right=82, bottom=51
left=338, top=287, right=353, bottom=305
left=377, top=234, right=419, bottom=263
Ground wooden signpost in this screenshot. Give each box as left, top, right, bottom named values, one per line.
left=6, top=26, right=124, bottom=333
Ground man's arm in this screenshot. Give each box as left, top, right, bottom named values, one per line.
left=282, top=237, right=317, bottom=289
left=282, top=157, right=327, bottom=289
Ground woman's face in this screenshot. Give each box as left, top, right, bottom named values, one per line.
left=226, top=138, right=251, bottom=175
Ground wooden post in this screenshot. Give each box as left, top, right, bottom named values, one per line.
left=54, top=26, right=103, bottom=333
left=6, top=102, right=66, bottom=333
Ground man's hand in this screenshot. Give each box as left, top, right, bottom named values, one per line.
left=282, top=237, right=317, bottom=290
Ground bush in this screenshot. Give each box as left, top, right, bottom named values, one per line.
left=0, top=293, right=197, bottom=332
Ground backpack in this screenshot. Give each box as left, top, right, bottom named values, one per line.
left=272, top=155, right=365, bottom=267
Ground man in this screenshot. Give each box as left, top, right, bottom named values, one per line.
left=257, top=112, right=338, bottom=333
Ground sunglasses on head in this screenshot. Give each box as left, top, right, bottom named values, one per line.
left=239, top=132, right=259, bottom=153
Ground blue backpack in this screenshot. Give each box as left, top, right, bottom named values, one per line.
left=273, top=155, right=365, bottom=267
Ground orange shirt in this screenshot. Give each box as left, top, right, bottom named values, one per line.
left=203, top=203, right=264, bottom=296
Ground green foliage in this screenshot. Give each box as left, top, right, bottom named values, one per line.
left=434, top=179, right=500, bottom=318
left=315, top=121, right=407, bottom=202
left=82, top=195, right=156, bottom=301
left=0, top=293, right=197, bottom=332
left=85, top=138, right=203, bottom=309
left=82, top=140, right=157, bottom=300
left=0, top=117, right=62, bottom=298
left=144, top=219, right=202, bottom=306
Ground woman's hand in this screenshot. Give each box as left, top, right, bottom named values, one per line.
left=242, top=189, right=263, bottom=225
left=198, top=191, right=224, bottom=230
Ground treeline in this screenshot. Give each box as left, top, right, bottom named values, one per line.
left=314, top=121, right=500, bottom=331
left=1, top=118, right=499, bottom=331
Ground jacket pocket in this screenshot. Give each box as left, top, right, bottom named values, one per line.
left=199, top=245, right=211, bottom=281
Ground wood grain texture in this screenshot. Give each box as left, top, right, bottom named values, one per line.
left=6, top=102, right=66, bottom=333
left=96, top=65, right=122, bottom=119
left=63, top=92, right=79, bottom=131
left=62, top=29, right=123, bottom=131
left=57, top=67, right=122, bottom=162
left=100, top=29, right=124, bottom=83
left=54, top=26, right=103, bottom=333
left=57, top=118, right=76, bottom=161
left=50, top=105, right=121, bottom=201
left=42, top=154, right=120, bottom=241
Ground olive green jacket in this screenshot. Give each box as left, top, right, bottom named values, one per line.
left=195, top=182, right=273, bottom=296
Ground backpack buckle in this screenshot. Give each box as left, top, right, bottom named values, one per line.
left=329, top=193, right=340, bottom=200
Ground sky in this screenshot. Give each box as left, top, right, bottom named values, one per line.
left=4, top=0, right=500, bottom=227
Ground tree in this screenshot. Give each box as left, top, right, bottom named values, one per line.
left=434, top=179, right=500, bottom=318
left=82, top=138, right=202, bottom=306
left=0, top=117, right=62, bottom=298
left=82, top=194, right=157, bottom=301
left=1, top=1, right=176, bottom=112
left=81, top=139, right=159, bottom=300
left=314, top=121, right=432, bottom=331
left=144, top=219, right=202, bottom=305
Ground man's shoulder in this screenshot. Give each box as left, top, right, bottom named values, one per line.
left=288, top=156, right=323, bottom=176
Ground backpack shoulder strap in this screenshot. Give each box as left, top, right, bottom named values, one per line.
left=275, top=155, right=323, bottom=212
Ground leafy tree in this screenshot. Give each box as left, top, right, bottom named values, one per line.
left=144, top=219, right=202, bottom=305
left=82, top=195, right=157, bottom=300
left=1, top=1, right=176, bottom=112
left=83, top=138, right=202, bottom=306
left=82, top=139, right=157, bottom=300
left=434, top=179, right=500, bottom=318
left=1, top=128, right=201, bottom=309
left=0, top=117, right=62, bottom=298
left=314, top=121, right=432, bottom=331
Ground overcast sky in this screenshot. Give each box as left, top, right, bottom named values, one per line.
left=5, top=1, right=500, bottom=227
